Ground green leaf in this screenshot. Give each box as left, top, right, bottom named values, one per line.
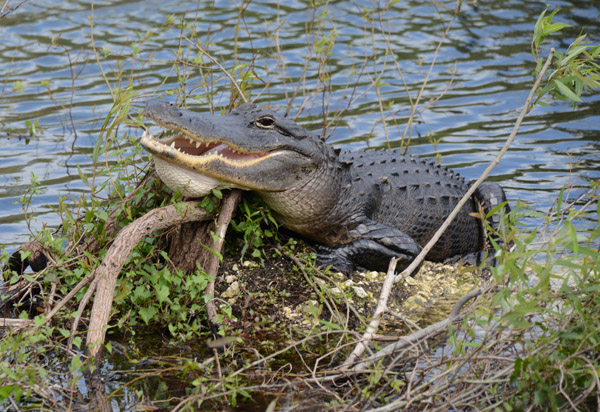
left=0, top=386, right=15, bottom=401
left=70, top=355, right=81, bottom=371
left=156, top=284, right=170, bottom=303
left=58, top=328, right=71, bottom=338
left=560, top=45, right=588, bottom=66
left=12, top=385, right=23, bottom=402
left=565, top=220, right=579, bottom=254
left=553, top=79, right=582, bottom=102
left=95, top=210, right=108, bottom=222
left=532, top=8, right=548, bottom=54
left=556, top=186, right=565, bottom=214
left=212, top=188, right=223, bottom=199
left=139, top=306, right=158, bottom=325
left=72, top=336, right=82, bottom=349
left=542, top=22, right=570, bottom=37
left=486, top=201, right=509, bottom=219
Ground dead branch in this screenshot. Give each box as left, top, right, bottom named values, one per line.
left=339, top=257, right=400, bottom=370
left=204, top=190, right=242, bottom=333
left=0, top=317, right=33, bottom=329
left=351, top=287, right=483, bottom=372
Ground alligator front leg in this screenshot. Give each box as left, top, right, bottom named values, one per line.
left=316, top=221, right=422, bottom=276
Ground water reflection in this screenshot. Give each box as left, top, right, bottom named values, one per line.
left=0, top=0, right=598, bottom=249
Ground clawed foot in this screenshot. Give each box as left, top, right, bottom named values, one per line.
left=316, top=245, right=355, bottom=277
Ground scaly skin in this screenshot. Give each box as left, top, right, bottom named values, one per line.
left=141, top=102, right=509, bottom=275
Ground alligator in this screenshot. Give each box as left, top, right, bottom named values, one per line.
left=141, top=102, right=509, bottom=275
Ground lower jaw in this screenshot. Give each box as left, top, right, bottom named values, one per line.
left=153, top=156, right=223, bottom=198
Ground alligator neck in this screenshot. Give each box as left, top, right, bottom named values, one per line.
left=258, top=161, right=346, bottom=239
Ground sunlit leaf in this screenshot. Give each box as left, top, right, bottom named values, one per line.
left=553, top=79, right=582, bottom=102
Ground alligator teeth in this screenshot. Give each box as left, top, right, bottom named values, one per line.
left=170, top=142, right=176, bottom=149
left=196, top=141, right=201, bottom=148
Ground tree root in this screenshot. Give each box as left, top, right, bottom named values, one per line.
left=85, top=200, right=216, bottom=360
left=3, top=172, right=242, bottom=366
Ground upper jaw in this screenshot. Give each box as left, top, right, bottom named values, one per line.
left=140, top=129, right=269, bottom=163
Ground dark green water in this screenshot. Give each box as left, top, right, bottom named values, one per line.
left=1, top=0, right=598, bottom=250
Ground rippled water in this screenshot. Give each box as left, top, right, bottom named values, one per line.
left=1, top=0, right=599, bottom=250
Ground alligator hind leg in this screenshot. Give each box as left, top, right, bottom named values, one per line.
left=445, top=182, right=510, bottom=268
left=472, top=182, right=511, bottom=264
left=474, top=182, right=510, bottom=233
left=316, top=221, right=422, bottom=276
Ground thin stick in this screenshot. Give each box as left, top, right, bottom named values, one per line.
left=183, top=36, right=249, bottom=103
left=340, top=257, right=399, bottom=368
left=67, top=275, right=101, bottom=351
left=29, top=271, right=96, bottom=333
left=204, top=190, right=242, bottom=332
left=0, top=318, right=34, bottom=329
left=395, top=48, right=555, bottom=282
left=352, top=287, right=483, bottom=371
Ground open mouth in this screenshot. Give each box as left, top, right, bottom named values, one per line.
left=141, top=130, right=268, bottom=162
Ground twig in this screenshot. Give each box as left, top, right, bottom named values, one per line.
left=29, top=271, right=96, bottom=334
left=0, top=318, right=33, bottom=329
left=352, top=287, right=483, bottom=372
left=0, top=0, right=30, bottom=19
left=204, top=190, right=242, bottom=333
left=341, top=48, right=556, bottom=368
left=172, top=329, right=354, bottom=412
left=401, top=0, right=461, bottom=147
left=341, top=257, right=400, bottom=368
left=395, top=47, right=555, bottom=283
left=183, top=36, right=249, bottom=104
left=67, top=274, right=101, bottom=351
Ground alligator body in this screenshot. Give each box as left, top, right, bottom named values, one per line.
left=141, top=102, right=508, bottom=275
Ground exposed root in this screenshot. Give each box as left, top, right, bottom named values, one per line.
left=85, top=200, right=215, bottom=360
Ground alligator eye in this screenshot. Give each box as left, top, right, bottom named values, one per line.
left=255, top=116, right=276, bottom=129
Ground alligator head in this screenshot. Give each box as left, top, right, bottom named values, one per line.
left=142, top=102, right=347, bottom=235
left=141, top=102, right=338, bottom=198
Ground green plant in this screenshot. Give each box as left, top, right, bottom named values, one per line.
left=230, top=197, right=278, bottom=262
left=115, top=255, right=212, bottom=340
left=532, top=8, right=600, bottom=108
left=496, top=183, right=600, bottom=410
